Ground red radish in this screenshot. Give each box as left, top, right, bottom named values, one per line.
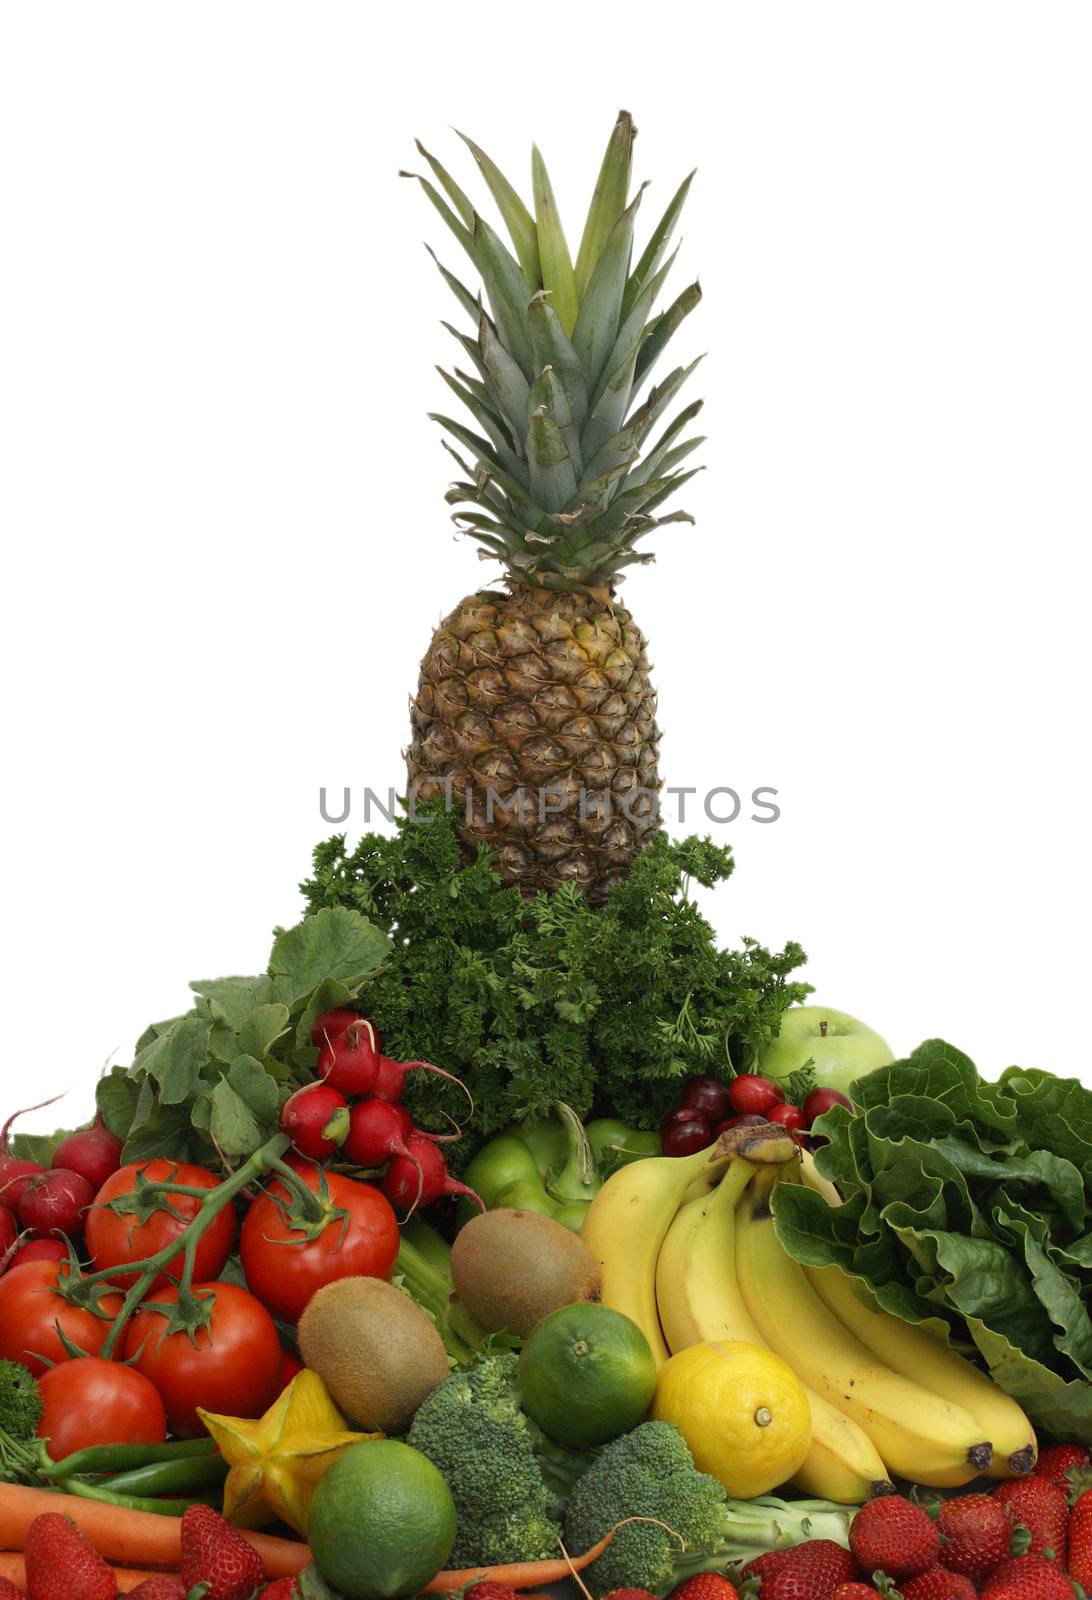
left=7, top=1236, right=67, bottom=1270
left=310, top=1006, right=368, bottom=1049
left=727, top=1074, right=785, bottom=1117
left=280, top=1083, right=349, bottom=1160
left=682, top=1077, right=733, bottom=1122
left=660, top=1106, right=711, bottom=1157
left=0, top=1098, right=62, bottom=1209
left=802, top=1087, right=854, bottom=1126
left=714, top=1113, right=767, bottom=1137
left=0, top=1204, right=16, bottom=1269
left=51, top=1118, right=123, bottom=1192
left=317, top=1018, right=382, bottom=1097
left=382, top=1134, right=484, bottom=1218
left=768, top=1103, right=807, bottom=1134
left=372, top=1056, right=473, bottom=1114
left=343, top=1098, right=415, bottom=1169
left=17, top=1168, right=95, bottom=1236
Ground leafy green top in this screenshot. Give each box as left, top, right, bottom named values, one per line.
left=302, top=804, right=809, bottom=1163
left=406, top=110, right=705, bottom=591
left=7, top=907, right=390, bottom=1171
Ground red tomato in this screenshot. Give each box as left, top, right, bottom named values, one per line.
left=0, top=1260, right=122, bottom=1377
left=123, top=1281, right=282, bottom=1437
left=86, top=1160, right=236, bottom=1289
left=279, top=1348, right=304, bottom=1393
left=240, top=1166, right=399, bottom=1323
left=38, top=1357, right=166, bottom=1462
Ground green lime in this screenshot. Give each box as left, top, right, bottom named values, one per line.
left=306, top=1439, right=456, bottom=1599
left=519, top=1302, right=658, bottom=1449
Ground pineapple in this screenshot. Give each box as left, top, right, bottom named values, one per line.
left=404, top=112, right=704, bottom=899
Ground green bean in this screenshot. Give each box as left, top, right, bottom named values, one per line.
left=103, top=1452, right=228, bottom=1497
left=42, top=1435, right=219, bottom=1480
left=63, top=1477, right=221, bottom=1516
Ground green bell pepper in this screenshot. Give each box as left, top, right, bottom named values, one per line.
left=461, top=1103, right=657, bottom=1232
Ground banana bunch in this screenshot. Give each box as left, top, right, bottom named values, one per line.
left=581, top=1129, right=1036, bottom=1498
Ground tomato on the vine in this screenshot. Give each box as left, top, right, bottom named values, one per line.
left=0, top=1260, right=122, bottom=1376
left=38, top=1357, right=166, bottom=1462
left=123, top=1281, right=282, bottom=1437
left=86, top=1160, right=236, bottom=1289
left=240, top=1164, right=399, bottom=1323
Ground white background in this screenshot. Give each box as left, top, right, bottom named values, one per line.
left=2, top=2, right=1090, bottom=1137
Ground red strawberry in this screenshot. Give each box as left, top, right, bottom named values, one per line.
left=24, top=1513, right=116, bottom=1600
left=981, top=1553, right=1074, bottom=1600
left=466, top=1587, right=523, bottom=1600
left=126, top=1582, right=188, bottom=1600
left=901, top=1567, right=978, bottom=1600
left=0, top=1578, right=25, bottom=1600
left=671, top=1580, right=740, bottom=1600
left=994, top=1478, right=1069, bottom=1564
left=1068, top=1490, right=1092, bottom=1592
left=936, top=1494, right=1013, bottom=1583
left=180, top=1503, right=266, bottom=1600
left=1035, top=1445, right=1088, bottom=1491
left=745, top=1540, right=858, bottom=1600
left=831, top=1586, right=888, bottom=1600
left=257, top=1583, right=301, bottom=1600
left=850, top=1496, right=940, bottom=1581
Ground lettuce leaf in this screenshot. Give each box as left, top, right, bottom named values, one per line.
left=772, top=1038, right=1092, bottom=1439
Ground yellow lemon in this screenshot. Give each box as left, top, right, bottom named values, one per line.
left=651, top=1339, right=811, bottom=1497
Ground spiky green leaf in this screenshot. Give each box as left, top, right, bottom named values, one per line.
left=527, top=293, right=588, bottom=430
left=581, top=340, right=640, bottom=461
left=436, top=368, right=525, bottom=480
left=622, top=169, right=695, bottom=321
left=403, top=173, right=475, bottom=265
left=634, top=281, right=702, bottom=391
left=432, top=412, right=545, bottom=528
left=427, top=248, right=485, bottom=329
left=480, top=309, right=531, bottom=434
left=574, top=110, right=635, bottom=296
left=415, top=141, right=476, bottom=227
left=531, top=145, right=579, bottom=337
left=456, top=131, right=541, bottom=289
left=572, top=184, right=645, bottom=396
left=473, top=215, right=535, bottom=378
left=526, top=410, right=579, bottom=513
left=528, top=366, right=582, bottom=475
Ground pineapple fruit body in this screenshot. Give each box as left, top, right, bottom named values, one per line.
left=409, top=583, right=660, bottom=899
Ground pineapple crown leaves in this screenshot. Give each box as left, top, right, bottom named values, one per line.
left=402, top=111, right=705, bottom=592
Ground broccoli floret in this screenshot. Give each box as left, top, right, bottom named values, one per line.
left=0, top=1360, right=43, bottom=1485
left=0, top=1361, right=41, bottom=1442
left=407, top=1352, right=589, bottom=1567
left=564, top=1421, right=856, bottom=1598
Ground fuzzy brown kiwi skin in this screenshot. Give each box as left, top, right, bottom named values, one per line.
left=298, top=1276, right=449, bottom=1433
left=450, top=1208, right=603, bottom=1338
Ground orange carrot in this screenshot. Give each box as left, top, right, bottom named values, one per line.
left=0, top=1483, right=311, bottom=1578
left=0, top=1550, right=170, bottom=1591
left=421, top=1526, right=621, bottom=1592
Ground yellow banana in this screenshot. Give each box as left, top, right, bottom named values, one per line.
left=805, top=1265, right=1036, bottom=1478
left=735, top=1167, right=993, bottom=1487
left=655, top=1160, right=893, bottom=1503
left=582, top=1123, right=797, bottom=1368
left=787, top=1156, right=1037, bottom=1477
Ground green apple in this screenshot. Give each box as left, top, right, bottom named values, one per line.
left=758, top=1006, right=894, bottom=1099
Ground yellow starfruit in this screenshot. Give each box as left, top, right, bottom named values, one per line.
left=197, top=1368, right=381, bottom=1534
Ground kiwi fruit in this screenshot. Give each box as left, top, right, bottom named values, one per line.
left=298, top=1276, right=449, bottom=1434
left=450, top=1208, right=602, bottom=1337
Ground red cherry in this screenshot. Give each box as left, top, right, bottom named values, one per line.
left=713, top=1114, right=767, bottom=1137
left=682, top=1077, right=733, bottom=1122
left=660, top=1107, right=712, bottom=1158
left=768, top=1103, right=807, bottom=1133
left=802, top=1087, right=853, bottom=1127
left=728, top=1074, right=785, bottom=1117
